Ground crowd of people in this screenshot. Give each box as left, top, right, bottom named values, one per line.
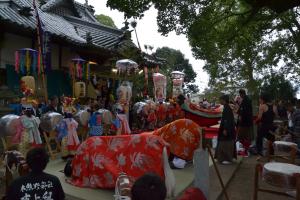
left=5, top=87, right=300, bottom=199
left=215, top=89, right=300, bottom=165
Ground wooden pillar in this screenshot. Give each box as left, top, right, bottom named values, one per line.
left=296, top=175, right=300, bottom=200
left=58, top=45, right=62, bottom=69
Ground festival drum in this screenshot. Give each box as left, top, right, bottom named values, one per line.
left=98, top=109, right=112, bottom=125
left=263, top=162, right=300, bottom=189
left=74, top=82, right=86, bottom=98
left=98, top=109, right=112, bottom=135
left=40, top=112, right=63, bottom=133
left=74, top=110, right=90, bottom=127
left=21, top=76, right=35, bottom=93
left=0, top=115, right=20, bottom=137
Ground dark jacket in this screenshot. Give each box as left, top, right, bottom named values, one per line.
left=43, top=105, right=63, bottom=114
left=218, top=104, right=236, bottom=141
left=238, top=96, right=253, bottom=127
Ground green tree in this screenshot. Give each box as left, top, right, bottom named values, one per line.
left=95, top=14, right=117, bottom=28
left=260, top=74, right=298, bottom=101
left=106, top=0, right=300, bottom=96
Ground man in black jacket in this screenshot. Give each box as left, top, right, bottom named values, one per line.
left=237, top=89, right=254, bottom=157
left=43, top=96, right=63, bottom=114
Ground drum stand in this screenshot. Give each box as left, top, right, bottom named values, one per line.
left=43, top=131, right=61, bottom=160
left=253, top=164, right=300, bottom=200
left=268, top=145, right=297, bottom=164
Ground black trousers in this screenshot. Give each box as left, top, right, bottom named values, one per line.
left=256, top=125, right=275, bottom=155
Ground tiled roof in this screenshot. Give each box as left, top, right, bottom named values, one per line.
left=0, top=0, right=127, bottom=50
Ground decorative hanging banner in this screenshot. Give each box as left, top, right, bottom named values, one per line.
left=15, top=48, right=38, bottom=75
left=70, top=59, right=95, bottom=81
left=153, top=73, right=167, bottom=102
left=116, top=59, right=138, bottom=76
left=85, top=61, right=96, bottom=81
left=70, top=58, right=86, bottom=80
left=172, top=78, right=184, bottom=98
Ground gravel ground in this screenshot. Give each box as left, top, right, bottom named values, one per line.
left=219, top=156, right=294, bottom=200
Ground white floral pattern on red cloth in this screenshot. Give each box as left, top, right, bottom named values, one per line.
left=70, top=134, right=166, bottom=189
left=153, top=119, right=202, bottom=160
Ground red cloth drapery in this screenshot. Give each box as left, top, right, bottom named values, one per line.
left=70, top=134, right=166, bottom=189
left=153, top=119, right=202, bottom=160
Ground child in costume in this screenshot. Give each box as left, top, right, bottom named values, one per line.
left=115, top=104, right=131, bottom=135
left=56, top=97, right=80, bottom=159
left=57, top=113, right=80, bottom=159
left=110, top=105, right=122, bottom=136
left=88, top=105, right=103, bottom=136
left=19, top=107, right=42, bottom=156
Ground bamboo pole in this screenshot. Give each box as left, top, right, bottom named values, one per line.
left=42, top=73, right=48, bottom=103
left=207, top=145, right=230, bottom=200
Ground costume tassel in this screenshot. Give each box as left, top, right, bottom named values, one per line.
left=69, top=64, right=73, bottom=79
left=87, top=63, right=90, bottom=80
left=26, top=50, right=31, bottom=75
left=37, top=51, right=41, bottom=74
left=79, top=63, right=82, bottom=80
left=20, top=52, right=25, bottom=75
left=15, top=51, right=20, bottom=73
left=32, top=52, right=37, bottom=74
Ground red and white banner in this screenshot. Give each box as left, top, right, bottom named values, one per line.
left=153, top=73, right=167, bottom=102
left=172, top=78, right=184, bottom=98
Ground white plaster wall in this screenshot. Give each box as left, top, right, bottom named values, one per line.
left=0, top=33, right=81, bottom=71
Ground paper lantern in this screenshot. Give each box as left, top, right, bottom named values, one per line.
left=74, top=82, right=86, bottom=98
left=21, top=76, right=36, bottom=93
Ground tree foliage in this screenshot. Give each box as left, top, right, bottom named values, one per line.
left=260, top=74, right=298, bottom=101
left=95, top=14, right=117, bottom=28
left=107, top=0, right=300, bottom=96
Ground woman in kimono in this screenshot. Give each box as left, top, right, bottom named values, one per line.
left=215, top=95, right=236, bottom=164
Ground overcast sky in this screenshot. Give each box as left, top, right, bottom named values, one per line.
left=77, top=0, right=209, bottom=92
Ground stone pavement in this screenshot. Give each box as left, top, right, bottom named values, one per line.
left=219, top=156, right=294, bottom=200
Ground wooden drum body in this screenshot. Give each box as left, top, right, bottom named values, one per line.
left=274, top=141, right=297, bottom=154
left=263, top=163, right=300, bottom=190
